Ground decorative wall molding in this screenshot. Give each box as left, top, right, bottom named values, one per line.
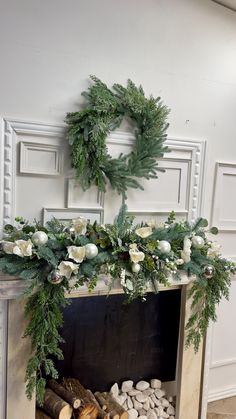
left=208, top=385, right=236, bottom=403
left=106, top=133, right=206, bottom=222
left=20, top=141, right=63, bottom=176
left=211, top=356, right=236, bottom=369
left=67, top=178, right=104, bottom=209
left=212, top=162, right=236, bottom=231
left=43, top=207, right=104, bottom=225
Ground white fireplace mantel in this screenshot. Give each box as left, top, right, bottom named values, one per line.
left=0, top=272, right=204, bottom=419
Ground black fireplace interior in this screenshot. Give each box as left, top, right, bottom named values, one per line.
left=55, top=290, right=181, bottom=391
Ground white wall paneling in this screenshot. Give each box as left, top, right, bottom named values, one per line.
left=212, top=163, right=236, bottom=231
left=43, top=207, right=104, bottom=225
left=67, top=179, right=104, bottom=209
left=20, top=140, right=63, bottom=176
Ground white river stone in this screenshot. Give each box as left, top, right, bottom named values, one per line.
left=155, top=389, right=165, bottom=399
left=136, top=381, right=150, bottom=391
left=146, top=409, right=157, bottom=419
left=123, top=401, right=128, bottom=410
left=143, top=400, right=150, bottom=411
left=139, top=416, right=147, bottom=419
left=149, top=398, right=155, bottom=409
left=128, top=389, right=141, bottom=396
left=127, top=409, right=138, bottom=419
left=117, top=394, right=127, bottom=405
left=138, top=409, right=147, bottom=416
left=150, top=395, right=161, bottom=406
left=136, top=393, right=148, bottom=403
left=133, top=400, right=143, bottom=410
left=143, top=389, right=154, bottom=396
left=127, top=396, right=133, bottom=409
left=122, top=380, right=134, bottom=392
left=150, top=379, right=162, bottom=389
left=167, top=405, right=175, bottom=415
left=161, top=398, right=169, bottom=408
left=110, top=383, right=119, bottom=398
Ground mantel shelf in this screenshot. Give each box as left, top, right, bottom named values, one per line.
left=0, top=272, right=194, bottom=300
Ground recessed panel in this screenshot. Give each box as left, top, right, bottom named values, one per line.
left=212, top=163, right=236, bottom=230
left=43, top=208, right=103, bottom=225
left=20, top=141, right=63, bottom=176
left=67, top=178, right=103, bottom=209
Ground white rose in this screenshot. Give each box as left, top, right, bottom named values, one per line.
left=207, top=242, right=221, bottom=259
left=176, top=258, right=184, bottom=265
left=129, top=245, right=145, bottom=264
left=58, top=261, right=78, bottom=279
left=13, top=240, right=33, bottom=257
left=67, top=246, right=86, bottom=263
left=71, top=217, right=87, bottom=235
left=1, top=241, right=15, bottom=254
left=135, top=226, right=153, bottom=238
left=181, top=237, right=192, bottom=263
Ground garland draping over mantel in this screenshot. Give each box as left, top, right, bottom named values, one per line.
left=0, top=206, right=235, bottom=404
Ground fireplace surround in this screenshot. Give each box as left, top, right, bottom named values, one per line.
left=0, top=273, right=204, bottom=419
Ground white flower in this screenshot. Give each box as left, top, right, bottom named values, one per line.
left=58, top=261, right=78, bottom=279
left=13, top=240, right=33, bottom=257
left=135, top=226, right=153, bottom=238
left=71, top=217, right=87, bottom=235
left=1, top=241, right=15, bottom=254
left=207, top=242, right=221, bottom=259
left=181, top=237, right=192, bottom=263
left=147, top=220, right=165, bottom=229
left=176, top=258, right=184, bottom=265
left=67, top=246, right=86, bottom=263
left=129, top=244, right=145, bottom=264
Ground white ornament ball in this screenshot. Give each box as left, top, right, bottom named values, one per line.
left=47, top=270, right=63, bottom=285
left=192, top=235, right=204, bottom=249
left=32, top=231, right=48, bottom=246
left=132, top=263, right=141, bottom=273
left=158, top=240, right=171, bottom=254
left=85, top=243, right=98, bottom=259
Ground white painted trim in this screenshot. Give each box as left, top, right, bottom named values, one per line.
left=20, top=141, right=63, bottom=176
left=211, top=357, right=236, bottom=369
left=43, top=207, right=104, bottom=225
left=211, top=162, right=236, bottom=231
left=208, top=386, right=236, bottom=402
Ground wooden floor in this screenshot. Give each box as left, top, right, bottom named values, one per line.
left=207, top=396, right=236, bottom=418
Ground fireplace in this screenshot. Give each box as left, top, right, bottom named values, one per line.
left=56, top=291, right=181, bottom=392
left=0, top=273, right=204, bottom=419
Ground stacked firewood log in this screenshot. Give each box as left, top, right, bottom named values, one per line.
left=36, top=378, right=129, bottom=419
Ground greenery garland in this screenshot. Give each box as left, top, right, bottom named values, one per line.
left=65, top=76, right=170, bottom=197
left=0, top=207, right=235, bottom=404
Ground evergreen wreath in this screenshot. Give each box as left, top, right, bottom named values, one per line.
left=0, top=206, right=235, bottom=404
left=65, top=76, right=170, bottom=196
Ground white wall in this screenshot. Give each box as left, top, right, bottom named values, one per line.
left=1, top=0, right=236, bottom=404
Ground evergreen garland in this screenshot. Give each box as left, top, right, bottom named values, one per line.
left=65, top=76, right=170, bottom=196
left=0, top=206, right=235, bottom=403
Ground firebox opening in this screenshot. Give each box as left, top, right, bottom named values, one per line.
left=53, top=290, right=181, bottom=392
